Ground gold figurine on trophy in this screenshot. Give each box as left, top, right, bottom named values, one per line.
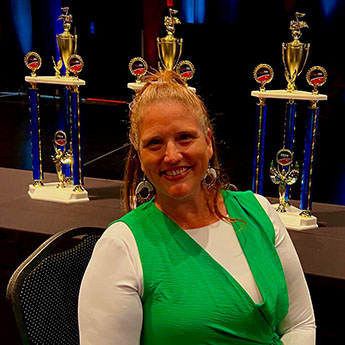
left=157, top=8, right=183, bottom=71
left=270, top=149, right=299, bottom=212
left=282, top=12, right=310, bottom=92
left=56, top=7, right=78, bottom=77
left=52, top=131, right=73, bottom=188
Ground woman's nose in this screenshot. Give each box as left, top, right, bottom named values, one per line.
left=164, top=141, right=182, bottom=164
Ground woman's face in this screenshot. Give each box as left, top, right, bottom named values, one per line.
left=138, top=101, right=213, bottom=204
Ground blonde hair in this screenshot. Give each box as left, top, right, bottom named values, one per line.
left=129, top=71, right=209, bottom=150
left=124, top=70, right=235, bottom=217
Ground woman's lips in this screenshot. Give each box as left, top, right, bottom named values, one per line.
left=161, top=166, right=191, bottom=179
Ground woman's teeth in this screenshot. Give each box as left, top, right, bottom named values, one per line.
left=164, top=167, right=189, bottom=176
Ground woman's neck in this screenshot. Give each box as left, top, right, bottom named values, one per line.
left=154, top=191, right=226, bottom=230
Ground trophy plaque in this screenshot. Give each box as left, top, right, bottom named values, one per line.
left=282, top=12, right=310, bottom=92
left=67, top=54, right=84, bottom=79
left=253, top=64, right=273, bottom=92
left=157, top=8, right=183, bottom=71
left=176, top=60, right=195, bottom=84
left=24, top=52, right=42, bottom=77
left=129, top=57, right=148, bottom=83
left=56, top=7, right=77, bottom=77
left=306, top=66, right=327, bottom=94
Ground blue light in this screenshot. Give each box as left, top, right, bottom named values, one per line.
left=182, top=0, right=206, bottom=24
left=9, top=0, right=32, bottom=54
left=219, top=0, right=239, bottom=24
left=90, top=22, right=95, bottom=34
left=321, top=0, right=338, bottom=18
left=195, top=0, right=206, bottom=23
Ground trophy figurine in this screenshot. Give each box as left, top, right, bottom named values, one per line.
left=52, top=131, right=73, bottom=189
left=157, top=8, right=183, bottom=71
left=270, top=149, right=299, bottom=212
left=282, top=12, right=310, bottom=91
left=56, top=7, right=77, bottom=77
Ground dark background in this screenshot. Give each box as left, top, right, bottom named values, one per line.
left=1, top=0, right=345, bottom=206
left=1, top=2, right=345, bottom=344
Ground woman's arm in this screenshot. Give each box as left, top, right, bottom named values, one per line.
left=78, top=223, right=143, bottom=345
left=255, top=195, right=316, bottom=345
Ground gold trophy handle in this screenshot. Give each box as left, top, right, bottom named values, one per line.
left=74, top=34, right=78, bottom=54
left=299, top=43, right=310, bottom=76
left=157, top=38, right=163, bottom=71
left=175, top=38, right=183, bottom=70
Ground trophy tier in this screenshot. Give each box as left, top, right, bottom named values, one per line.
left=127, top=82, right=196, bottom=93
left=251, top=89, right=327, bottom=101
left=25, top=76, right=85, bottom=87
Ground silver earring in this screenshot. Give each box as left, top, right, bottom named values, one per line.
left=135, top=175, right=154, bottom=205
left=202, top=166, right=217, bottom=189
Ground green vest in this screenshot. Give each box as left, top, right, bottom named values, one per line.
left=114, top=190, right=289, bottom=345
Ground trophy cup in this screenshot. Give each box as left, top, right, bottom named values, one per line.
left=270, top=149, right=299, bottom=212
left=56, top=7, right=77, bottom=77
left=157, top=8, right=183, bottom=71
left=282, top=12, right=310, bottom=92
left=52, top=131, right=73, bottom=189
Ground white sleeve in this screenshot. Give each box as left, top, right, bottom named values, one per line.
left=78, top=222, right=143, bottom=345
left=255, top=194, right=316, bottom=345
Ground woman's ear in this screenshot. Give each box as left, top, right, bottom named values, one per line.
left=206, top=128, right=214, bottom=160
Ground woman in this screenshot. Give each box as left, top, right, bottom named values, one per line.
left=78, top=71, right=316, bottom=345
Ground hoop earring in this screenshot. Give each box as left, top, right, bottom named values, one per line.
left=202, top=165, right=217, bottom=189
left=135, top=175, right=154, bottom=205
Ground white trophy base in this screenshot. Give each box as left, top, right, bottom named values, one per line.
left=272, top=204, right=318, bottom=231
left=251, top=89, right=327, bottom=101
left=25, top=76, right=86, bottom=86
left=127, top=82, right=196, bottom=93
left=28, top=182, right=89, bottom=204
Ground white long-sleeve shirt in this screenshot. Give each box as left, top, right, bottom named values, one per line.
left=79, top=194, right=316, bottom=344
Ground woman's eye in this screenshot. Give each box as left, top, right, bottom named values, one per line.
left=146, top=139, right=161, bottom=148
left=179, top=133, right=194, bottom=142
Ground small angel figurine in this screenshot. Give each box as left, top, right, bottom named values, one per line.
left=52, top=56, right=63, bottom=77
left=270, top=149, right=299, bottom=212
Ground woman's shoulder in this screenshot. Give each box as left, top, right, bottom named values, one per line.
left=102, top=221, right=137, bottom=248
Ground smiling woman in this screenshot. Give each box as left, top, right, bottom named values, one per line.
left=124, top=70, right=233, bottom=221
left=79, top=71, right=316, bottom=345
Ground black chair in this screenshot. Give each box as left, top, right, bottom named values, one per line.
left=6, top=226, right=105, bottom=345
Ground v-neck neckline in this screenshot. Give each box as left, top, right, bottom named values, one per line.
left=151, top=199, right=265, bottom=308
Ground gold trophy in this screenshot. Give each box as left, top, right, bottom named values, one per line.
left=56, top=7, right=77, bottom=77
left=157, top=8, right=183, bottom=71
left=282, top=12, right=310, bottom=91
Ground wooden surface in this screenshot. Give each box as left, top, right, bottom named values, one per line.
left=1, top=167, right=344, bottom=281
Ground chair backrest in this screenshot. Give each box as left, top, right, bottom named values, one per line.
left=6, top=226, right=105, bottom=345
